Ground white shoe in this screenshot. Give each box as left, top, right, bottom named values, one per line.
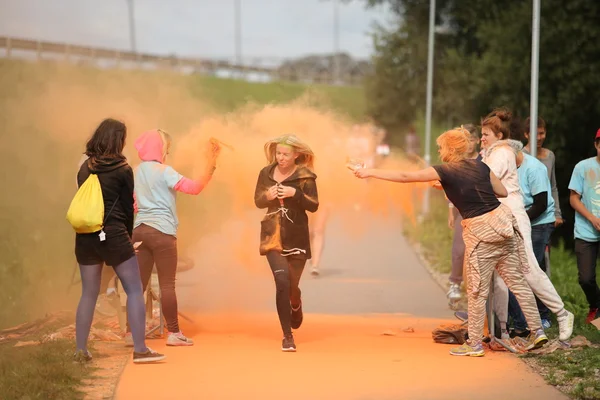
left=167, top=331, right=194, bottom=346
left=557, top=310, right=574, bottom=341
left=311, top=266, right=320, bottom=276
left=447, top=283, right=461, bottom=300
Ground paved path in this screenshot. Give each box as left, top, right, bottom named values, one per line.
left=115, top=212, right=567, bottom=400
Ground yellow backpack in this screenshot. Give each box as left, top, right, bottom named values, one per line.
left=66, top=174, right=104, bottom=234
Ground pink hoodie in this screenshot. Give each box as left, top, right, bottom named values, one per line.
left=135, top=130, right=165, bottom=163
left=135, top=130, right=204, bottom=196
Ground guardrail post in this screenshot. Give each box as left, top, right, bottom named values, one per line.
left=90, top=48, right=96, bottom=66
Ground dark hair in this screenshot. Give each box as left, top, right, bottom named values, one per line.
left=462, top=124, right=479, bottom=140
left=85, top=118, right=127, bottom=159
left=481, top=107, right=512, bottom=140
left=510, top=117, right=524, bottom=141
left=524, top=116, right=546, bottom=134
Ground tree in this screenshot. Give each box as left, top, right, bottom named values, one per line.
left=361, top=0, right=600, bottom=246
left=363, top=1, right=458, bottom=143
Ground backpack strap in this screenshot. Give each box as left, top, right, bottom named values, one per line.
left=102, top=194, right=120, bottom=228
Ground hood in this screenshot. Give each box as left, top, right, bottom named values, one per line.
left=506, top=139, right=524, bottom=153
left=135, top=130, right=165, bottom=163
left=484, top=139, right=523, bottom=158
left=293, top=166, right=317, bottom=181
left=87, top=155, right=127, bottom=173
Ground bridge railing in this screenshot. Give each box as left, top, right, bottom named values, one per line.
left=0, top=36, right=369, bottom=86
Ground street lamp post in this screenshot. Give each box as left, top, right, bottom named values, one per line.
left=422, top=0, right=436, bottom=216
left=333, top=0, right=340, bottom=84
left=126, top=0, right=137, bottom=54
left=529, top=0, right=541, bottom=157
left=234, top=0, right=242, bottom=68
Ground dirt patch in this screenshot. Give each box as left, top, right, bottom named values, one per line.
left=80, top=342, right=131, bottom=400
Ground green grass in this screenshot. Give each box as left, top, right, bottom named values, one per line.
left=0, top=339, right=92, bottom=400
left=528, top=348, right=600, bottom=399
left=191, top=76, right=367, bottom=121
left=403, top=192, right=453, bottom=274
left=0, top=313, right=91, bottom=400
left=405, top=192, right=600, bottom=399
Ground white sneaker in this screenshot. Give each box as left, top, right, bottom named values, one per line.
left=447, top=283, right=461, bottom=300
left=311, top=266, right=320, bottom=276
left=167, top=331, right=194, bottom=346
left=557, top=310, right=574, bottom=341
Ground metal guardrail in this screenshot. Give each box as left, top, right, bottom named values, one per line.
left=0, top=36, right=368, bottom=85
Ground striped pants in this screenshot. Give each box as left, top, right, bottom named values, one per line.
left=466, top=236, right=542, bottom=346
left=493, top=206, right=565, bottom=327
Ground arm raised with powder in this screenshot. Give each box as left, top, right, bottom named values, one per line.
left=173, top=141, right=220, bottom=195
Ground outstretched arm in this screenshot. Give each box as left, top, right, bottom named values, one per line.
left=354, top=167, right=440, bottom=183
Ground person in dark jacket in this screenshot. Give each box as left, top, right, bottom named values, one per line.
left=73, top=118, right=165, bottom=364
left=254, top=134, right=319, bottom=352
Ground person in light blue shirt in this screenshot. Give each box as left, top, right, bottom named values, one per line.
left=519, top=153, right=556, bottom=227
left=569, top=129, right=600, bottom=324
left=508, top=153, right=556, bottom=331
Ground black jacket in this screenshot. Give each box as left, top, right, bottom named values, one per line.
left=254, top=164, right=319, bottom=259
left=76, top=156, right=134, bottom=237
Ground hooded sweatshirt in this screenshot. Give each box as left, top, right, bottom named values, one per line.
left=483, top=139, right=525, bottom=212
left=76, top=155, right=134, bottom=237
left=134, top=130, right=205, bottom=236
left=254, top=163, right=319, bottom=258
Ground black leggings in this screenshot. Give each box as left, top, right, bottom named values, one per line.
left=266, top=251, right=306, bottom=336
left=574, top=239, right=600, bottom=310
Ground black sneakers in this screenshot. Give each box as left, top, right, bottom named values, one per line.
left=133, top=347, right=166, bottom=364
left=509, top=329, right=531, bottom=339
left=282, top=335, right=296, bottom=352
left=291, top=302, right=303, bottom=329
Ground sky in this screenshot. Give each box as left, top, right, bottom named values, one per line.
left=0, top=0, right=391, bottom=62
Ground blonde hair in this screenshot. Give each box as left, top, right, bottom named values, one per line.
left=264, top=134, right=315, bottom=170
left=157, top=129, right=172, bottom=161
left=436, top=127, right=472, bottom=163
